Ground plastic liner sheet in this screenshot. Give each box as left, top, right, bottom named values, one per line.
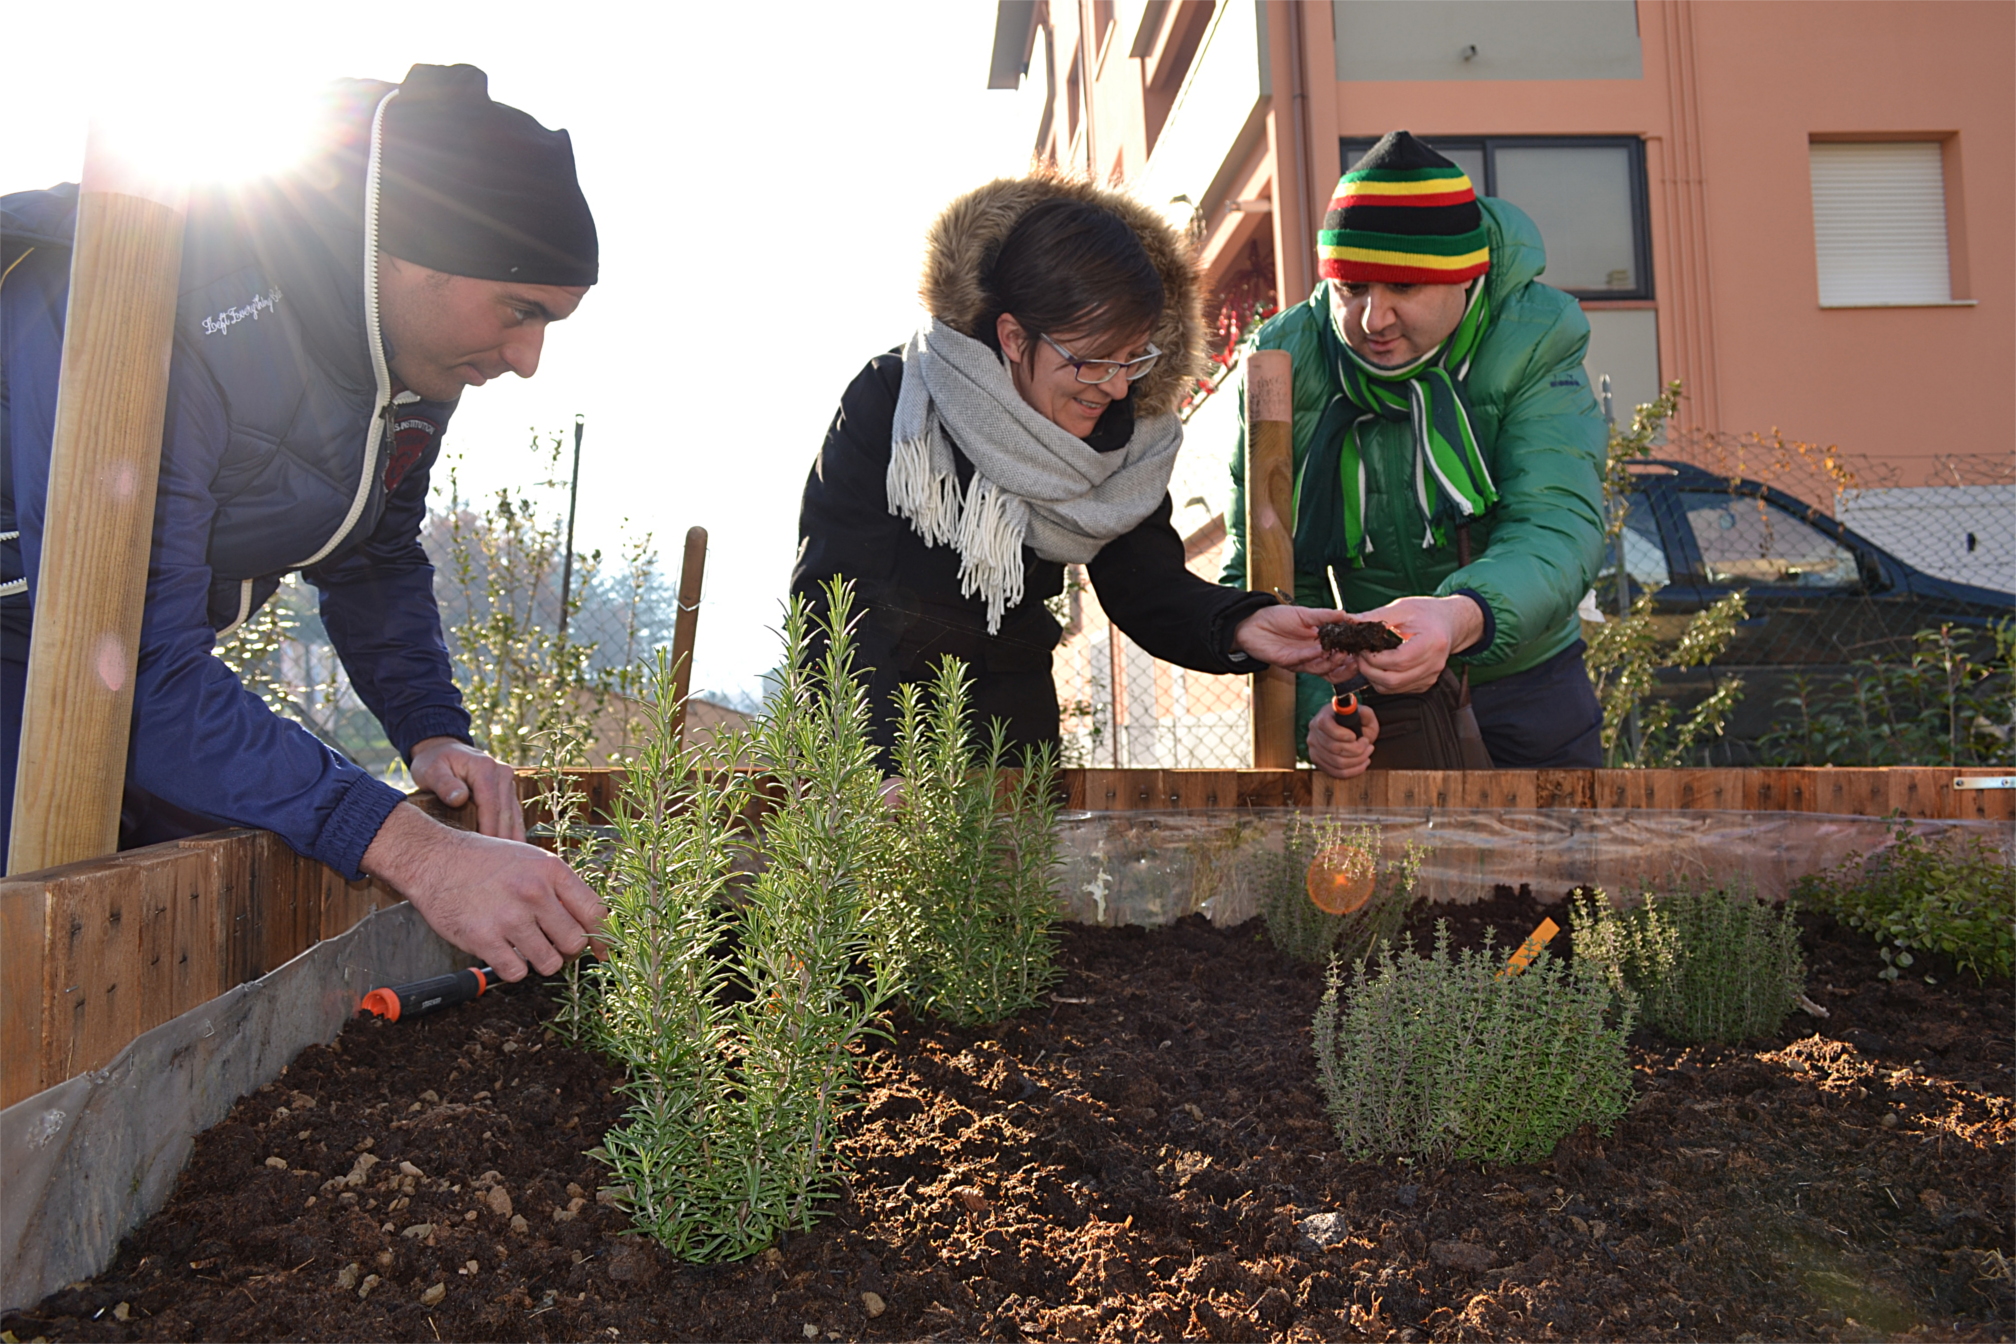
left=1, top=903, right=458, bottom=1313
left=1052, top=807, right=2006, bottom=928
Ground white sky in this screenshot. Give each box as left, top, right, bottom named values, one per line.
left=3, top=0, right=1042, bottom=703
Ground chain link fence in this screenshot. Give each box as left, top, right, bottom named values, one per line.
left=1611, top=437, right=2014, bottom=766
left=1048, top=412, right=2013, bottom=771
left=1051, top=522, right=1257, bottom=769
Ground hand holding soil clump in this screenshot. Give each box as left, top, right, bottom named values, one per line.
left=1317, top=616, right=1404, bottom=655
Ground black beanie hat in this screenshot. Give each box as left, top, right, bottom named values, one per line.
left=378, top=64, right=598, bottom=286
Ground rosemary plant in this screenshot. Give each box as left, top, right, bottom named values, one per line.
left=1313, top=925, right=1636, bottom=1164
left=1257, top=816, right=1422, bottom=964
left=1570, top=882, right=1805, bottom=1044
left=587, top=582, right=898, bottom=1261
left=886, top=657, right=1063, bottom=1027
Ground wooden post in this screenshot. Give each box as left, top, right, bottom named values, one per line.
left=8, top=129, right=187, bottom=876
left=1244, top=349, right=1297, bottom=769
left=666, top=526, right=708, bottom=746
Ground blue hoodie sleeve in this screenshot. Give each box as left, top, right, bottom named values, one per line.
left=120, top=362, right=404, bottom=878
left=304, top=430, right=472, bottom=761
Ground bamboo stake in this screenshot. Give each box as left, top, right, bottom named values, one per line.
left=1244, top=349, right=1297, bottom=770
left=8, top=130, right=188, bottom=876
left=665, top=526, right=708, bottom=746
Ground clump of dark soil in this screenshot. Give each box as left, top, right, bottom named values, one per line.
left=8, top=889, right=2010, bottom=1342
left=1317, top=618, right=1404, bottom=655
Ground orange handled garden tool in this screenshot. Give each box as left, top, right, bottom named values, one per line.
left=360, top=968, right=494, bottom=1023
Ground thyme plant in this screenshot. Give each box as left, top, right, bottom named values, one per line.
left=1570, top=883, right=1804, bottom=1044
left=1258, top=816, right=1422, bottom=964
left=586, top=584, right=899, bottom=1261
left=886, top=657, right=1063, bottom=1027
left=1313, top=925, right=1635, bottom=1164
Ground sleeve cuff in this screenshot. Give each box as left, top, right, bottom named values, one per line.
left=392, top=707, right=475, bottom=763
left=1213, top=591, right=1281, bottom=672
left=1451, top=588, right=1497, bottom=660
left=314, top=773, right=407, bottom=881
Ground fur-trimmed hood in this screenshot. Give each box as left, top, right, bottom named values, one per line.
left=919, top=171, right=1204, bottom=420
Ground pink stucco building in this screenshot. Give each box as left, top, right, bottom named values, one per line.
left=988, top=0, right=2011, bottom=462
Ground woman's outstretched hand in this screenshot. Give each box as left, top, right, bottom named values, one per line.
left=1231, top=604, right=1358, bottom=678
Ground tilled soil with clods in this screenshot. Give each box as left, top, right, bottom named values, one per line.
left=7, top=890, right=2011, bottom=1343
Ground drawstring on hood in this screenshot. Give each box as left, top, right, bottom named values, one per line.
left=284, top=87, right=401, bottom=578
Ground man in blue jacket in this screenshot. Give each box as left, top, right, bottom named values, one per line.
left=2, top=64, right=604, bottom=980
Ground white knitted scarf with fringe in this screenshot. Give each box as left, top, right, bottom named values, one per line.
left=887, top=318, right=1182, bottom=634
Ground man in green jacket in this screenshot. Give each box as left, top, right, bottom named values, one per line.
left=1223, top=131, right=1607, bottom=776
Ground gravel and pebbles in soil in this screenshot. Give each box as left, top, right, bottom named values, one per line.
left=6, top=888, right=2010, bottom=1343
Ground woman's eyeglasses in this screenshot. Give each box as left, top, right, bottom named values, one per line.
left=1039, top=333, right=1162, bottom=385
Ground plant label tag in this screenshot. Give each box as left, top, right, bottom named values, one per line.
left=1499, top=918, right=1561, bottom=979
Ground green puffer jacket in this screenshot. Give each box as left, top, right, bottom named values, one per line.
left=1221, top=197, right=1606, bottom=754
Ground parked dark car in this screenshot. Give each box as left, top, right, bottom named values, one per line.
left=1596, top=460, right=2014, bottom=760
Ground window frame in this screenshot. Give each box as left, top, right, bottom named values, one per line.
left=1339, top=134, right=1654, bottom=301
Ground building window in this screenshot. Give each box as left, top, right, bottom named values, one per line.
left=1809, top=141, right=1952, bottom=308
left=1340, top=135, right=1651, bottom=300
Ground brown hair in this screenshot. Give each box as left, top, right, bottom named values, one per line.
left=977, top=198, right=1164, bottom=356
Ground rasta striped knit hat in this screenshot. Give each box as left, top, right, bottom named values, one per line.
left=1318, top=131, right=1489, bottom=286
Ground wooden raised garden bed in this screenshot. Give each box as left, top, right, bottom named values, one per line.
left=1, top=767, right=2009, bottom=1341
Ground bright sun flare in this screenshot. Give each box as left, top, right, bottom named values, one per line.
left=88, top=80, right=323, bottom=192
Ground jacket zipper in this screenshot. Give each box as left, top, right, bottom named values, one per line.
left=291, top=85, right=400, bottom=571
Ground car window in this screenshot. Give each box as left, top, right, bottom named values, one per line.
left=1679, top=491, right=1859, bottom=589
left=1597, top=493, right=1672, bottom=592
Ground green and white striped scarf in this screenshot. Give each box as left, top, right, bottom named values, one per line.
left=1293, top=280, right=1497, bottom=569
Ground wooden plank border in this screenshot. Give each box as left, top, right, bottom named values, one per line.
left=5, top=767, right=2006, bottom=1109
left=508, top=765, right=2014, bottom=825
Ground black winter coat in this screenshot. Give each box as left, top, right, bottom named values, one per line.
left=793, top=352, right=1275, bottom=762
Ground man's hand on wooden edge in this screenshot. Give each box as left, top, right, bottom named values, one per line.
left=361, top=802, right=608, bottom=983
left=1232, top=604, right=1359, bottom=678
left=1307, top=701, right=1380, bottom=779
left=409, top=736, right=526, bottom=842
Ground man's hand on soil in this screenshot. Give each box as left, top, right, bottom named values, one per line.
left=361, top=803, right=607, bottom=982
left=1349, top=595, right=1487, bottom=694
left=1307, top=701, right=1380, bottom=779
left=409, top=737, right=526, bottom=841
left=1233, top=604, right=1359, bottom=678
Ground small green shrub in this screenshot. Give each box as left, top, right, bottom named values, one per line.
left=1758, top=621, right=2013, bottom=768
left=583, top=581, right=899, bottom=1262
left=1312, top=925, right=1635, bottom=1164
left=884, top=656, right=1063, bottom=1027
left=1570, top=883, right=1805, bottom=1044
left=1792, top=821, right=2014, bottom=982
left=1256, top=815, right=1421, bottom=964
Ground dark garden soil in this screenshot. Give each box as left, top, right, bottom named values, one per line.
left=8, top=890, right=2011, bottom=1343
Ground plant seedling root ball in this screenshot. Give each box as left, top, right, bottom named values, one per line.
left=1316, top=617, right=1404, bottom=654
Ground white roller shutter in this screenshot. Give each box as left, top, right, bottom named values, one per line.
left=1809, top=141, right=1952, bottom=307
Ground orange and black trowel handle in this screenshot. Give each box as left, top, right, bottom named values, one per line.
left=1331, top=678, right=1368, bottom=734
left=359, top=968, right=493, bottom=1023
